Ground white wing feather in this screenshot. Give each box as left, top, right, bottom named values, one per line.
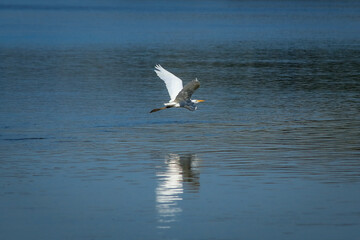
left=154, top=64, right=183, bottom=101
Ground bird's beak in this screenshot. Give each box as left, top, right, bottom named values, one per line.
left=197, top=100, right=205, bottom=103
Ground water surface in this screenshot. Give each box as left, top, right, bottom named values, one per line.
left=1, top=1, right=360, bottom=240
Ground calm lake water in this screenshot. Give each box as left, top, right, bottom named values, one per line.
left=1, top=1, right=360, bottom=239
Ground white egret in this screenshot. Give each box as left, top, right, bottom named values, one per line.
left=150, top=65, right=204, bottom=113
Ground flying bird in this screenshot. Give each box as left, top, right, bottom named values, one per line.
left=150, top=65, right=204, bottom=113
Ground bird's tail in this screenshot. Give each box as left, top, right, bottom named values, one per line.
left=150, top=105, right=173, bottom=113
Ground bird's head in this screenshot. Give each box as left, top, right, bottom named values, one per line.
left=192, top=99, right=205, bottom=103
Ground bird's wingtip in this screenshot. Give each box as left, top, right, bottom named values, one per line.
left=154, top=64, right=162, bottom=71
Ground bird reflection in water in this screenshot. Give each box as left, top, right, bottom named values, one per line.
left=156, top=153, right=200, bottom=229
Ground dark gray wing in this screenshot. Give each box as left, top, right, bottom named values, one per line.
left=175, top=79, right=200, bottom=102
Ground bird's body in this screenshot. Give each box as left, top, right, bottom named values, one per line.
left=150, top=65, right=204, bottom=113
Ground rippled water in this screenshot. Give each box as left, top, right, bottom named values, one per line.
left=1, top=1, right=360, bottom=240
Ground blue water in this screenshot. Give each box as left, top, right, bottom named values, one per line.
left=1, top=1, right=360, bottom=240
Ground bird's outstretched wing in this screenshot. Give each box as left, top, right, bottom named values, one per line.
left=175, top=79, right=200, bottom=102
left=154, top=65, right=183, bottom=101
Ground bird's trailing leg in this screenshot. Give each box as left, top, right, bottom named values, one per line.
left=150, top=105, right=174, bottom=113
